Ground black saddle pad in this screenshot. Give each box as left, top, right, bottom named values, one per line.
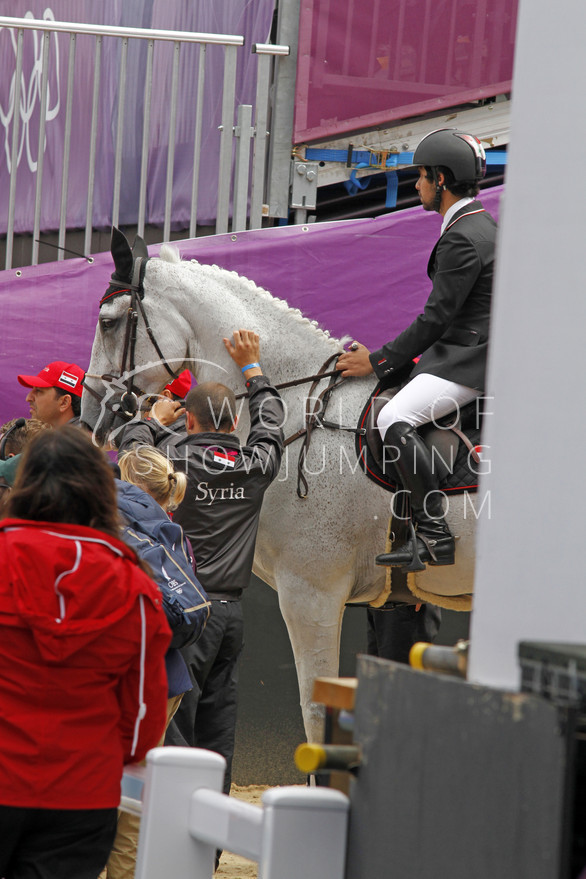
left=355, top=383, right=483, bottom=495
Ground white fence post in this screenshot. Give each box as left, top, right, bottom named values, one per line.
left=259, top=787, right=349, bottom=879
left=134, top=747, right=349, bottom=879
left=135, top=747, right=226, bottom=879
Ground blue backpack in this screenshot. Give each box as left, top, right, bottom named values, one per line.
left=116, top=480, right=210, bottom=648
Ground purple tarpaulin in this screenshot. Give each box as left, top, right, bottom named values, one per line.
left=0, top=186, right=502, bottom=427
left=0, top=0, right=275, bottom=233
left=294, top=0, right=518, bottom=143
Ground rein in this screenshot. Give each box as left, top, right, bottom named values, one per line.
left=234, top=368, right=340, bottom=401
left=293, top=355, right=344, bottom=499
left=236, top=354, right=365, bottom=499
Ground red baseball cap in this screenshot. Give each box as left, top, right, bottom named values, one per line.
left=165, top=369, right=192, bottom=399
left=17, top=361, right=85, bottom=398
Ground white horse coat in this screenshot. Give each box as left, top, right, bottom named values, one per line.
left=82, top=243, right=477, bottom=742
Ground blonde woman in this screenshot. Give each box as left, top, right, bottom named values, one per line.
left=103, top=447, right=209, bottom=879
left=117, top=445, right=210, bottom=714
left=119, top=444, right=186, bottom=512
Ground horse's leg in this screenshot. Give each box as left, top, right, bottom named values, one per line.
left=275, top=571, right=350, bottom=744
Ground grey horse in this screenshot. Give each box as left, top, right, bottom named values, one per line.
left=82, top=232, right=479, bottom=742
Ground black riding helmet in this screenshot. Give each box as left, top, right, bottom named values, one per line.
left=413, top=128, right=486, bottom=183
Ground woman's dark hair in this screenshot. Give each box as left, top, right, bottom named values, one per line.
left=4, top=426, right=121, bottom=538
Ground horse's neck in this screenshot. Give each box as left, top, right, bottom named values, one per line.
left=165, top=265, right=375, bottom=438
left=256, top=321, right=339, bottom=380
left=177, top=266, right=342, bottom=385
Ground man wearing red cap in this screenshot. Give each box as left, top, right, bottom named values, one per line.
left=163, top=369, right=192, bottom=402
left=139, top=370, right=193, bottom=432
left=18, top=361, right=85, bottom=428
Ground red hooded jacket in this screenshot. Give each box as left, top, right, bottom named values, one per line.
left=0, top=519, right=171, bottom=810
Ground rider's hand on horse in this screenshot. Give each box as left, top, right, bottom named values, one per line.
left=336, top=341, right=374, bottom=377
left=150, top=397, right=185, bottom=426
left=223, top=330, right=262, bottom=377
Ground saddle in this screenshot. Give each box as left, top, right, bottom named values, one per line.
left=355, top=383, right=484, bottom=496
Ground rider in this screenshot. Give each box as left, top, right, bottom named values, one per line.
left=336, top=128, right=497, bottom=571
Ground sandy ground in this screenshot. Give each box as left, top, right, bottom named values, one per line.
left=214, top=785, right=273, bottom=879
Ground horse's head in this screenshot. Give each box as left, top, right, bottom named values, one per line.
left=81, top=228, right=190, bottom=445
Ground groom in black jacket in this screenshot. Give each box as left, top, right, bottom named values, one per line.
left=337, top=128, right=497, bottom=572
left=117, top=330, right=284, bottom=798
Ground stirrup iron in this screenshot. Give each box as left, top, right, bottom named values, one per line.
left=400, top=522, right=427, bottom=573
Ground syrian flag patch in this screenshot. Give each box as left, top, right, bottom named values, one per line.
left=59, top=370, right=80, bottom=389
left=212, top=449, right=237, bottom=468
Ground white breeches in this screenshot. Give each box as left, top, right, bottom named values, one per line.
left=377, top=373, right=480, bottom=440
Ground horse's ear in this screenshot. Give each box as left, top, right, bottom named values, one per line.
left=132, top=235, right=149, bottom=261
left=110, top=227, right=133, bottom=282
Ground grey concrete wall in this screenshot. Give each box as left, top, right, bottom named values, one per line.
left=469, top=0, right=586, bottom=688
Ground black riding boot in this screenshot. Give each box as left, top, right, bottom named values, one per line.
left=375, top=421, right=455, bottom=572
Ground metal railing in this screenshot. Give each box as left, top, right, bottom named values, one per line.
left=0, top=16, right=288, bottom=268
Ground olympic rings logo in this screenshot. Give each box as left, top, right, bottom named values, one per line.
left=0, top=8, right=61, bottom=173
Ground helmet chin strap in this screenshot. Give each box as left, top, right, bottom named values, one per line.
left=430, top=167, right=444, bottom=213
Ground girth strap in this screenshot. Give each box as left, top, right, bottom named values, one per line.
left=447, top=425, right=480, bottom=465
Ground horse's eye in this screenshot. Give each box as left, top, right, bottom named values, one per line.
left=100, top=318, right=116, bottom=331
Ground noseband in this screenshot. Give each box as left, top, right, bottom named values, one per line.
left=83, top=256, right=179, bottom=421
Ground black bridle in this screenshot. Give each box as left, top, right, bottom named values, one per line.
left=83, top=256, right=179, bottom=422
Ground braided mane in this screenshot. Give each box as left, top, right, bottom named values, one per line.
left=157, top=244, right=347, bottom=351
